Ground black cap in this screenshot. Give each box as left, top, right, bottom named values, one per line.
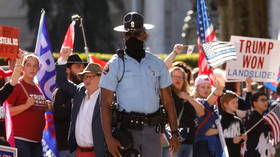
left=66, top=54, right=87, bottom=67
left=113, top=12, right=154, bottom=32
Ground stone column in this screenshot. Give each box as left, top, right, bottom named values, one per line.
left=131, top=0, right=139, bottom=12
left=144, top=0, right=165, bottom=54
left=268, top=0, right=280, bottom=39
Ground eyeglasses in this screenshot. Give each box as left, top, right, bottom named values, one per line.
left=172, top=75, right=185, bottom=80
left=258, top=98, right=268, bottom=102
left=82, top=75, right=99, bottom=80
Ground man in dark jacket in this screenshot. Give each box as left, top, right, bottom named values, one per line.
left=53, top=54, right=85, bottom=157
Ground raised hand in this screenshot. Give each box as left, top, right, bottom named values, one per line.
left=173, top=44, right=185, bottom=54
left=10, top=49, right=26, bottom=86
left=16, top=49, right=25, bottom=65
left=213, top=77, right=224, bottom=97
left=245, top=77, right=252, bottom=92
left=59, top=47, right=73, bottom=62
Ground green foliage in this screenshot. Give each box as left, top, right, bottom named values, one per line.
left=156, top=53, right=199, bottom=68
left=70, top=52, right=199, bottom=68
left=0, top=52, right=199, bottom=68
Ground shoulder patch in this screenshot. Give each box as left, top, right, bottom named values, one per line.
left=103, top=62, right=110, bottom=75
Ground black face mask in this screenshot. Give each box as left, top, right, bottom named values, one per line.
left=125, top=37, right=145, bottom=62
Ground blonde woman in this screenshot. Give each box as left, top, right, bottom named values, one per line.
left=165, top=67, right=204, bottom=157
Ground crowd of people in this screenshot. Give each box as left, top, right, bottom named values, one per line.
left=0, top=11, right=279, bottom=157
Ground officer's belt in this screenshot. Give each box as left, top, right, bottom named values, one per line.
left=116, top=109, right=162, bottom=130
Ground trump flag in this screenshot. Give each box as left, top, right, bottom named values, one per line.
left=34, top=10, right=59, bottom=157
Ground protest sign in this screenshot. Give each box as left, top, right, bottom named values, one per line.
left=0, top=145, right=17, bottom=157
left=226, top=36, right=280, bottom=82
left=0, top=26, right=19, bottom=59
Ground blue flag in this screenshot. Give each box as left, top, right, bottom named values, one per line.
left=34, top=10, right=59, bottom=157
left=35, top=11, right=56, bottom=100
left=264, top=67, right=280, bottom=92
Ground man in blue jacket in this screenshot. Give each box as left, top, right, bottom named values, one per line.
left=56, top=48, right=106, bottom=157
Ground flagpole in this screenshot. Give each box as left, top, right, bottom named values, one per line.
left=72, top=15, right=90, bottom=63
left=80, top=17, right=90, bottom=63
left=245, top=105, right=280, bottom=135
left=244, top=118, right=264, bottom=135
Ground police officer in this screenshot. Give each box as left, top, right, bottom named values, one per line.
left=99, top=12, right=179, bottom=157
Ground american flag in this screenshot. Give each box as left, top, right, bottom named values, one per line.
left=196, top=0, right=216, bottom=75
left=263, top=104, right=280, bottom=144
left=202, top=41, right=237, bottom=68
left=34, top=10, right=59, bottom=157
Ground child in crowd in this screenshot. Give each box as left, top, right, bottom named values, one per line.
left=220, top=91, right=247, bottom=157
left=244, top=92, right=275, bottom=157
left=192, top=75, right=224, bottom=157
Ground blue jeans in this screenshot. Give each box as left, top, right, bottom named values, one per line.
left=174, top=144, right=193, bottom=157
left=15, top=139, right=42, bottom=157
left=162, top=147, right=171, bottom=157
left=162, top=144, right=193, bottom=157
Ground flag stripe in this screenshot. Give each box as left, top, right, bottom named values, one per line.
left=207, top=52, right=237, bottom=63
left=264, top=114, right=279, bottom=142
left=205, top=43, right=234, bottom=51
left=206, top=25, right=216, bottom=42
left=263, top=105, right=280, bottom=144
left=202, top=41, right=237, bottom=68
left=264, top=114, right=280, bottom=143
left=206, top=49, right=236, bottom=60
left=270, top=112, right=280, bottom=142
left=209, top=56, right=237, bottom=68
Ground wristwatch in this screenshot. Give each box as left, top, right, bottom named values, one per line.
left=171, top=130, right=179, bottom=136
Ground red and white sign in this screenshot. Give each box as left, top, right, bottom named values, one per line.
left=0, top=26, right=19, bottom=59
left=226, top=36, right=280, bottom=82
